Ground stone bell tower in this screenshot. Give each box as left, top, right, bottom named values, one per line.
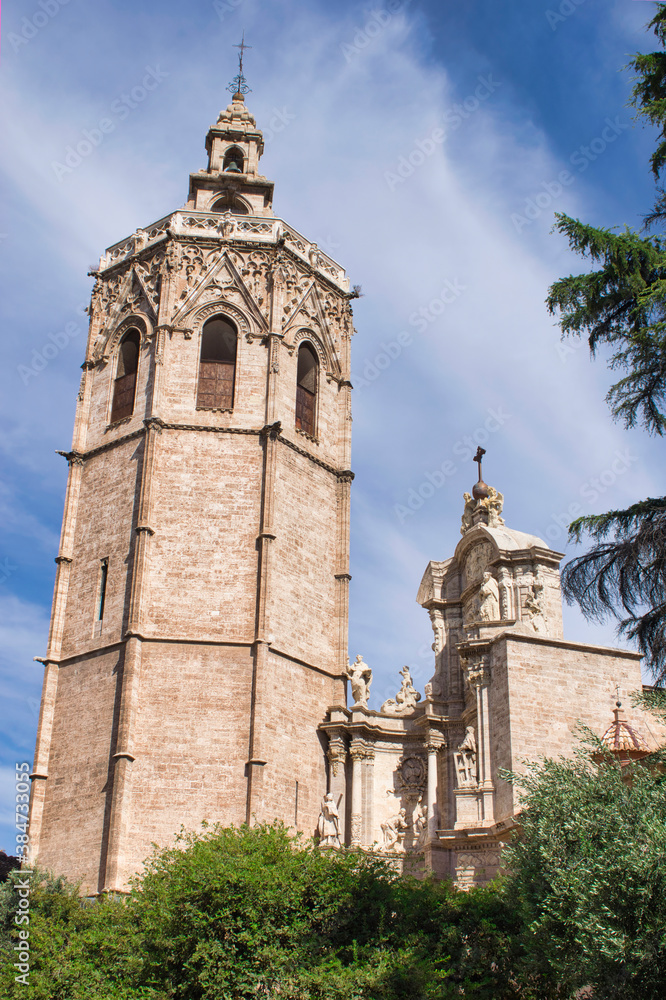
left=28, top=68, right=355, bottom=893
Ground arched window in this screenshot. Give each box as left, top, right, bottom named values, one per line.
left=295, top=343, right=318, bottom=436
left=197, top=317, right=237, bottom=410
left=223, top=146, right=244, bottom=173
left=211, top=196, right=249, bottom=215
left=110, top=329, right=140, bottom=422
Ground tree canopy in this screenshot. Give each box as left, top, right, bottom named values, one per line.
left=546, top=6, right=666, bottom=680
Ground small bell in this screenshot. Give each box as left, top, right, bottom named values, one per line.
left=225, top=161, right=243, bottom=173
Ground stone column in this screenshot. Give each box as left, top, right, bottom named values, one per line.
left=335, top=471, right=354, bottom=683
left=247, top=420, right=281, bottom=822
left=426, top=733, right=445, bottom=840
left=465, top=652, right=494, bottom=824
left=349, top=740, right=365, bottom=847
left=103, top=418, right=160, bottom=891
left=327, top=734, right=348, bottom=843
left=28, top=452, right=85, bottom=864
left=497, top=565, right=513, bottom=620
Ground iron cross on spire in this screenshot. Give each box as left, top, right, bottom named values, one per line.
left=473, top=446, right=486, bottom=481
left=227, top=33, right=252, bottom=97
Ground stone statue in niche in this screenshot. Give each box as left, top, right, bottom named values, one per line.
left=524, top=568, right=548, bottom=633
left=477, top=570, right=500, bottom=621
left=381, top=807, right=409, bottom=851
left=413, top=801, right=428, bottom=850
left=454, top=726, right=478, bottom=787
left=381, top=666, right=421, bottom=715
left=317, top=792, right=341, bottom=848
left=346, top=655, right=372, bottom=709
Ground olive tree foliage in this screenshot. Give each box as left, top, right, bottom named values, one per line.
left=502, top=716, right=666, bottom=1000
left=546, top=5, right=666, bottom=681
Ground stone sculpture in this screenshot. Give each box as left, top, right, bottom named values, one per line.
left=461, top=492, right=476, bottom=534
left=483, top=486, right=505, bottom=527
left=381, top=665, right=422, bottom=715
left=381, top=807, right=409, bottom=851
left=524, top=569, right=548, bottom=633
left=317, top=792, right=341, bottom=848
left=413, top=801, right=428, bottom=850
left=454, top=726, right=478, bottom=787
left=346, top=654, right=372, bottom=709
left=477, top=570, right=500, bottom=622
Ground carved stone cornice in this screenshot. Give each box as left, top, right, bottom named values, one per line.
left=327, top=735, right=347, bottom=777
left=143, top=417, right=166, bottom=433
left=349, top=738, right=375, bottom=761
left=260, top=420, right=282, bottom=441
left=54, top=555, right=73, bottom=565
left=425, top=732, right=447, bottom=753
left=56, top=449, right=85, bottom=467
left=336, top=470, right=355, bottom=484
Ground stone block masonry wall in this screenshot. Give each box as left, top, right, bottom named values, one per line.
left=259, top=650, right=343, bottom=836
left=37, top=648, right=122, bottom=894
left=124, top=642, right=254, bottom=885
left=60, top=440, right=144, bottom=658
left=147, top=430, right=263, bottom=640
left=270, top=446, right=340, bottom=667
left=490, top=634, right=666, bottom=820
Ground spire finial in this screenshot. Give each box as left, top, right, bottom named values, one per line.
left=227, top=32, right=252, bottom=100
left=472, top=446, right=490, bottom=500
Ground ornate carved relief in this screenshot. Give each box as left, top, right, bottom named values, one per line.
left=396, top=754, right=427, bottom=795
left=462, top=541, right=493, bottom=590
left=460, top=650, right=490, bottom=689
left=523, top=567, right=549, bottom=633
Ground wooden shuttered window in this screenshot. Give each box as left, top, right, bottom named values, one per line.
left=295, top=343, right=318, bottom=436
left=196, top=317, right=237, bottom=410
left=110, top=330, right=140, bottom=422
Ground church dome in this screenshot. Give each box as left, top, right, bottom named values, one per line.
left=597, top=702, right=650, bottom=764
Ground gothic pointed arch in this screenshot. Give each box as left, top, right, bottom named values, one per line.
left=196, top=314, right=238, bottom=411
left=110, top=328, right=141, bottom=422
left=295, top=340, right=319, bottom=436
left=95, top=314, right=151, bottom=366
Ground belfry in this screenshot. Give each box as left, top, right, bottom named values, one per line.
left=28, top=64, right=355, bottom=893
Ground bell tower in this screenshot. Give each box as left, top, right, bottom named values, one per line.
left=28, top=69, right=355, bottom=893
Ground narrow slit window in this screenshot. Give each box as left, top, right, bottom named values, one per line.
left=197, top=317, right=237, bottom=410
left=97, top=558, right=109, bottom=621
left=295, top=343, right=318, bottom=436
left=110, top=330, right=140, bottom=422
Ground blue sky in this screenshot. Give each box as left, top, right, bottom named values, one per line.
left=0, top=0, right=663, bottom=853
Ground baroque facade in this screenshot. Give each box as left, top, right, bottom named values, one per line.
left=28, top=87, right=663, bottom=893
left=321, top=480, right=664, bottom=884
